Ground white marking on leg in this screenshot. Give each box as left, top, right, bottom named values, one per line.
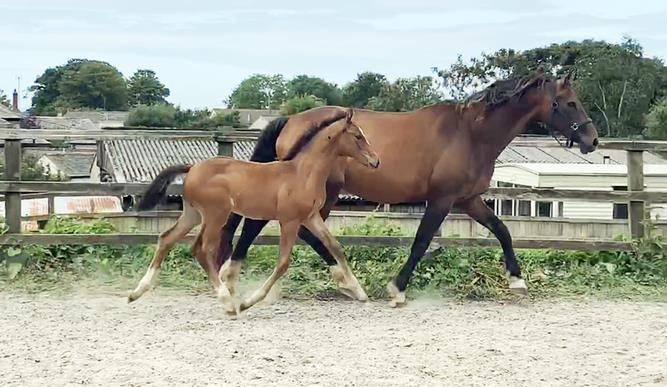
left=508, top=275, right=528, bottom=295
left=128, top=268, right=157, bottom=302
left=386, top=281, right=406, bottom=308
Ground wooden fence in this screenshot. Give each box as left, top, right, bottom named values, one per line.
left=2, top=128, right=667, bottom=252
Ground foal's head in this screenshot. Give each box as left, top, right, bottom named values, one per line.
left=524, top=71, right=599, bottom=154
left=329, top=109, right=380, bottom=169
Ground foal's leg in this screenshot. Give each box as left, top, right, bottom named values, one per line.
left=388, top=198, right=453, bottom=307
left=303, top=214, right=368, bottom=301
left=458, top=195, right=527, bottom=295
left=200, top=207, right=239, bottom=315
left=128, top=203, right=200, bottom=303
left=239, top=220, right=300, bottom=311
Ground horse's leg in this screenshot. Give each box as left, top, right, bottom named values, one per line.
left=240, top=220, right=299, bottom=311
left=128, top=203, right=200, bottom=303
left=217, top=212, right=243, bottom=269
left=458, top=195, right=527, bottom=295
left=298, top=181, right=367, bottom=299
left=200, top=207, right=239, bottom=315
left=303, top=213, right=367, bottom=301
left=388, top=198, right=453, bottom=307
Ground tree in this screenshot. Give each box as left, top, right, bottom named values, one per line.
left=366, top=76, right=443, bottom=112
left=226, top=74, right=287, bottom=109
left=342, top=72, right=388, bottom=107
left=0, top=89, right=10, bottom=108
left=286, top=75, right=342, bottom=105
left=127, top=69, right=170, bottom=106
left=645, top=97, right=667, bottom=139
left=433, top=37, right=667, bottom=137
left=31, top=59, right=128, bottom=114
left=280, top=95, right=325, bottom=115
left=125, top=104, right=176, bottom=127
left=0, top=155, right=63, bottom=181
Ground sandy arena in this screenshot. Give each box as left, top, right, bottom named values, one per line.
left=1, top=291, right=666, bottom=386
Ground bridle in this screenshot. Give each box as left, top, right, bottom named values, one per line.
left=549, top=98, right=593, bottom=148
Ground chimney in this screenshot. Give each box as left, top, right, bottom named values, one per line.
left=603, top=155, right=610, bottom=164
left=12, top=89, right=18, bottom=112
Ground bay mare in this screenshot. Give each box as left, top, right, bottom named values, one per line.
left=216, top=70, right=599, bottom=307
left=128, top=109, right=379, bottom=315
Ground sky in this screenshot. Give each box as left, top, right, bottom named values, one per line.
left=1, top=0, right=667, bottom=110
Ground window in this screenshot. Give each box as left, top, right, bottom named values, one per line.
left=518, top=200, right=531, bottom=216
left=537, top=202, right=552, bottom=217
left=612, top=186, right=628, bottom=220
left=501, top=200, right=513, bottom=216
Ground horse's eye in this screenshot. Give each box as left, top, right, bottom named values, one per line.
left=552, top=101, right=558, bottom=108
left=567, top=101, right=577, bottom=109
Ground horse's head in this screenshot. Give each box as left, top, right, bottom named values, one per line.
left=536, top=72, right=599, bottom=154
left=334, top=109, right=380, bottom=169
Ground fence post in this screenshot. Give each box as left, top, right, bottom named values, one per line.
left=216, top=136, right=234, bottom=157
left=4, top=139, right=22, bottom=233
left=627, top=149, right=645, bottom=238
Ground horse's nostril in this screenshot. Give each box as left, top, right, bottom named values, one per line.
left=592, top=138, right=599, bottom=147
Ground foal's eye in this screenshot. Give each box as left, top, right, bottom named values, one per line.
left=355, top=134, right=363, bottom=140
left=567, top=101, right=577, bottom=109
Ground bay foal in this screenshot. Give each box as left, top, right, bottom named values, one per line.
left=127, top=109, right=378, bottom=315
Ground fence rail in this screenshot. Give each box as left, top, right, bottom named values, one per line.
left=0, top=129, right=662, bottom=250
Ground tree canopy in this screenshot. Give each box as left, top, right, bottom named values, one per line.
left=226, top=74, right=287, bottom=110
left=433, top=37, right=667, bottom=137
left=31, top=59, right=128, bottom=114
left=127, top=69, right=170, bottom=106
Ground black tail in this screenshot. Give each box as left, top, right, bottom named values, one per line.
left=137, top=164, right=191, bottom=211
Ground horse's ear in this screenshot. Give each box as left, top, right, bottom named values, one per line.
left=563, top=70, right=574, bottom=86
left=345, top=108, right=353, bottom=123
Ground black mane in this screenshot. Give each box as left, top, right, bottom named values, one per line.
left=464, top=71, right=550, bottom=111
left=283, top=111, right=347, bottom=161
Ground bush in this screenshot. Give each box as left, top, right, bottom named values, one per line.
left=125, top=104, right=176, bottom=127
left=280, top=95, right=325, bottom=115
left=2, top=215, right=666, bottom=299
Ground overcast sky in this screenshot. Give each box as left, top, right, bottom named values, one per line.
left=1, top=0, right=666, bottom=110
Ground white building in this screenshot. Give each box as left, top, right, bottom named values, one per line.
left=491, top=145, right=667, bottom=220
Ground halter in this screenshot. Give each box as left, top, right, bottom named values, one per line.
left=549, top=99, right=593, bottom=148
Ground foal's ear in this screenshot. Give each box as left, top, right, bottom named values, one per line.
left=563, top=70, right=574, bottom=86
left=345, top=108, right=353, bottom=123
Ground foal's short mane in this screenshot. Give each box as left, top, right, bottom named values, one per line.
left=462, top=72, right=550, bottom=112
left=283, top=110, right=348, bottom=161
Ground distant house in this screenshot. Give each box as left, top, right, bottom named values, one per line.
left=211, top=108, right=277, bottom=127
left=37, top=151, right=96, bottom=182
left=249, top=115, right=281, bottom=130
left=64, top=110, right=129, bottom=128
left=0, top=104, right=21, bottom=128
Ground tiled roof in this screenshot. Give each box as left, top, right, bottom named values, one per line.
left=104, top=138, right=255, bottom=183
left=35, top=116, right=97, bottom=131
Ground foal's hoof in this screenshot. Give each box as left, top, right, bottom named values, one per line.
left=386, top=282, right=407, bottom=308
left=508, top=277, right=529, bottom=296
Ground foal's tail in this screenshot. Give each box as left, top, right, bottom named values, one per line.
left=137, top=164, right=191, bottom=211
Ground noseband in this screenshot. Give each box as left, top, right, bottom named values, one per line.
left=549, top=100, right=593, bottom=148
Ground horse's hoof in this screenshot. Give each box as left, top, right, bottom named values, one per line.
left=509, top=277, right=528, bottom=296
left=386, top=282, right=407, bottom=308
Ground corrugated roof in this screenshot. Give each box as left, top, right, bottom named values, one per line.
left=497, top=162, right=667, bottom=176
left=104, top=139, right=255, bottom=183
left=498, top=146, right=667, bottom=165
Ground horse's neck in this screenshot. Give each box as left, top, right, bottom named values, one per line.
left=474, top=103, right=539, bottom=161
left=294, top=135, right=339, bottom=189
